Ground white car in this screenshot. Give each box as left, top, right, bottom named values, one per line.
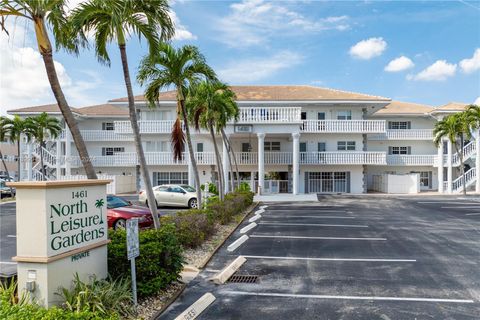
left=139, top=184, right=198, bottom=208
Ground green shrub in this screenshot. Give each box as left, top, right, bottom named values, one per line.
left=200, top=182, right=218, bottom=195
left=57, top=274, right=133, bottom=318
left=236, top=182, right=251, bottom=192
left=162, top=209, right=215, bottom=248
left=108, top=223, right=183, bottom=297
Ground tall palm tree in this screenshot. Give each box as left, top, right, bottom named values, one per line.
left=434, top=113, right=470, bottom=195
left=137, top=44, right=217, bottom=208
left=71, top=0, right=174, bottom=229
left=0, top=0, right=97, bottom=179
left=2, top=116, right=29, bottom=180
left=25, top=113, right=62, bottom=180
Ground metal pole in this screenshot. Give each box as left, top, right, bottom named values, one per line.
left=131, top=257, right=137, bottom=306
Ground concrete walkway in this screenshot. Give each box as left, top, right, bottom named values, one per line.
left=254, top=194, right=318, bottom=202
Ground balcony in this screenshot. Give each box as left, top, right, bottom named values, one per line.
left=237, top=107, right=301, bottom=123
left=114, top=120, right=176, bottom=134
left=301, top=120, right=386, bottom=133
left=235, top=152, right=293, bottom=165
left=369, top=129, right=434, bottom=140
left=300, top=152, right=386, bottom=165
left=386, top=155, right=437, bottom=166
left=68, top=152, right=217, bottom=167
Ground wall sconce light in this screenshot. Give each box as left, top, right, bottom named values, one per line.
left=203, top=171, right=206, bottom=175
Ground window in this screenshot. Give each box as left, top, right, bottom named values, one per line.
left=388, top=146, right=411, bottom=155
left=264, top=141, right=280, bottom=151
left=337, top=111, right=352, bottom=120
left=145, top=141, right=168, bottom=152
left=101, top=147, right=125, bottom=156
left=141, top=110, right=171, bottom=120
left=301, top=112, right=307, bottom=120
left=196, top=143, right=204, bottom=152
left=317, top=112, right=326, bottom=120
left=337, top=141, right=355, bottom=151
left=153, top=172, right=188, bottom=186
left=102, top=122, right=114, bottom=131
left=299, top=143, right=307, bottom=152
left=388, top=121, right=411, bottom=129
left=318, top=142, right=326, bottom=152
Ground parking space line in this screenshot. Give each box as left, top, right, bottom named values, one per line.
left=266, top=210, right=347, bottom=213
left=418, top=201, right=480, bottom=205
left=250, top=235, right=387, bottom=241
left=263, top=215, right=355, bottom=219
left=466, top=213, right=480, bottom=216
left=258, top=222, right=368, bottom=228
left=441, top=206, right=480, bottom=209
left=242, top=255, right=416, bottom=262
left=0, top=261, right=16, bottom=265
left=223, top=291, right=475, bottom=304
left=7, top=235, right=16, bottom=238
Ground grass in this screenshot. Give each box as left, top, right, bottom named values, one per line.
left=0, top=197, right=15, bottom=203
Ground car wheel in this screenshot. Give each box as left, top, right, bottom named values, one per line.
left=114, top=219, right=127, bottom=230
left=188, top=198, right=197, bottom=209
left=146, top=199, right=158, bottom=208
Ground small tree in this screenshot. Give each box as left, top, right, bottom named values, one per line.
left=433, top=113, right=470, bottom=195
left=25, top=113, right=62, bottom=181
left=1, top=116, right=30, bottom=180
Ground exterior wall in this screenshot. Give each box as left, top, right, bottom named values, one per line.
left=367, top=165, right=438, bottom=191
left=368, top=140, right=437, bottom=154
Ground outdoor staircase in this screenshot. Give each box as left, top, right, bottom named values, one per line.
left=451, top=140, right=476, bottom=166
left=450, top=168, right=477, bottom=193
left=31, top=143, right=58, bottom=181
left=444, top=141, right=478, bottom=193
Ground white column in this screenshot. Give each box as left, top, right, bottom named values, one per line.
left=292, top=132, right=300, bottom=195
left=56, top=138, right=61, bottom=179
left=437, top=139, right=444, bottom=193
left=27, top=142, right=32, bottom=181
left=257, top=133, right=265, bottom=195
left=65, top=127, right=71, bottom=176
left=476, top=132, right=480, bottom=193
left=188, top=152, right=194, bottom=187
left=222, top=137, right=229, bottom=194
left=447, top=139, right=453, bottom=193
left=250, top=171, right=255, bottom=192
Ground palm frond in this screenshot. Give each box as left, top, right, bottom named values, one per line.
left=171, top=118, right=185, bottom=161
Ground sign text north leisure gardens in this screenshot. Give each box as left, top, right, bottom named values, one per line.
left=49, top=190, right=106, bottom=252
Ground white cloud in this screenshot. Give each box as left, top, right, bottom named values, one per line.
left=217, top=51, right=303, bottom=83
left=384, top=56, right=414, bottom=72
left=0, top=20, right=104, bottom=115
left=169, top=11, right=197, bottom=41
left=475, top=97, right=480, bottom=105
left=459, top=48, right=480, bottom=74
left=349, top=37, right=387, bottom=60
left=218, top=0, right=349, bottom=47
left=408, top=60, right=457, bottom=81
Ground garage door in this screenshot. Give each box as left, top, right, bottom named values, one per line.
left=306, top=172, right=350, bottom=193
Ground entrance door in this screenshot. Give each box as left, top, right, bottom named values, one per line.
left=307, top=172, right=349, bottom=193
left=412, top=171, right=432, bottom=190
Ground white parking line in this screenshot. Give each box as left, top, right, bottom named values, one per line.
left=466, top=213, right=480, bottom=216
left=259, top=222, right=368, bottom=228
left=7, top=235, right=16, bottom=238
left=250, top=235, right=387, bottom=241
left=267, top=210, right=347, bottom=213
left=242, top=255, right=416, bottom=262
left=223, top=291, right=475, bottom=304
left=0, top=261, right=17, bottom=265
left=263, top=215, right=355, bottom=219
left=418, top=202, right=480, bottom=205
left=441, top=206, right=480, bottom=209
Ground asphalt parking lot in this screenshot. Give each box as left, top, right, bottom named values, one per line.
left=159, top=196, right=480, bottom=319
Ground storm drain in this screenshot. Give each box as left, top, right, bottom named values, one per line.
left=227, top=274, right=259, bottom=284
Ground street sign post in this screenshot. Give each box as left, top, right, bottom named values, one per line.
left=126, top=218, right=140, bottom=305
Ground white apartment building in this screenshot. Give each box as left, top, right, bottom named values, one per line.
left=7, top=86, right=477, bottom=194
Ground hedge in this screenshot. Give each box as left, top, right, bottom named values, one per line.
left=108, top=223, right=184, bottom=297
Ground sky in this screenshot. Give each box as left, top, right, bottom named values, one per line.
left=0, top=0, right=479, bottom=115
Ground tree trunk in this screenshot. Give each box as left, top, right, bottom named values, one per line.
left=17, top=141, right=21, bottom=181
left=40, top=142, right=46, bottom=181
left=454, top=137, right=467, bottom=195
left=119, top=44, right=160, bottom=229
left=209, top=124, right=224, bottom=200
left=36, top=18, right=97, bottom=180
left=221, top=129, right=240, bottom=190
left=0, top=149, right=14, bottom=195
left=220, top=130, right=234, bottom=191
left=179, top=98, right=202, bottom=207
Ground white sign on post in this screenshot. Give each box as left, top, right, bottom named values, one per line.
left=126, top=218, right=139, bottom=305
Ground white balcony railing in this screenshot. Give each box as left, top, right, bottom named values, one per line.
left=386, top=155, right=437, bottom=166
left=369, top=129, right=434, bottom=140
left=238, top=107, right=301, bottom=123
left=300, top=152, right=386, bottom=165
left=301, top=120, right=386, bottom=133
left=234, top=152, right=293, bottom=165
left=114, top=120, right=176, bottom=134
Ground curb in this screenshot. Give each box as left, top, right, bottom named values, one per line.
left=197, top=201, right=259, bottom=269
left=150, top=201, right=260, bottom=320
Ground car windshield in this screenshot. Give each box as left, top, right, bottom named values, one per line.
left=107, top=195, right=130, bottom=209
left=181, top=185, right=196, bottom=192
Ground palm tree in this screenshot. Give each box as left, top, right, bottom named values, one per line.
left=0, top=0, right=97, bottom=179
left=137, top=44, right=217, bottom=208
left=71, top=0, right=174, bottom=229
left=25, top=113, right=62, bottom=181
left=434, top=113, right=471, bottom=195
left=2, top=116, right=29, bottom=180
left=0, top=117, right=15, bottom=194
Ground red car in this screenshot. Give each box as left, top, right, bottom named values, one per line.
left=107, top=195, right=155, bottom=229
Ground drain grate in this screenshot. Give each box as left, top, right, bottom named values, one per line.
left=227, top=274, right=259, bottom=284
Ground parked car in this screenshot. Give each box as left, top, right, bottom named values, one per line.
left=107, top=195, right=155, bottom=230
left=0, top=175, right=15, bottom=182
left=139, top=184, right=198, bottom=208
left=0, top=179, right=15, bottom=199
